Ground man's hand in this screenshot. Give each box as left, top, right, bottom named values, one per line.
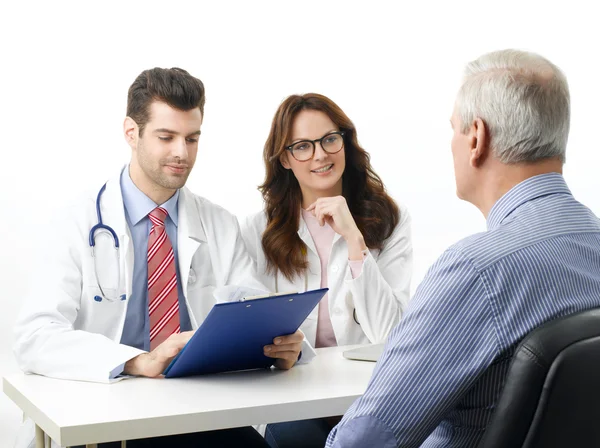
left=124, top=331, right=194, bottom=378
left=264, top=330, right=304, bottom=370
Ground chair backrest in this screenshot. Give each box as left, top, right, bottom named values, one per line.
left=478, top=307, right=600, bottom=448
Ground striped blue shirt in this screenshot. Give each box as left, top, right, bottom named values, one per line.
left=326, top=173, right=600, bottom=448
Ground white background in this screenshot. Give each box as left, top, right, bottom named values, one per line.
left=1, top=1, right=598, bottom=445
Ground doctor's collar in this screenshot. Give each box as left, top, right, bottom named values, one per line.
left=120, top=166, right=180, bottom=227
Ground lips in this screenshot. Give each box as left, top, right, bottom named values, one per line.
left=165, top=164, right=188, bottom=174
left=311, top=164, right=333, bottom=173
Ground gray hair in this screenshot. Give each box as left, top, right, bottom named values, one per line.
left=456, top=49, right=570, bottom=164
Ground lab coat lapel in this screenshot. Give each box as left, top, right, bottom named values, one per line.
left=332, top=232, right=344, bottom=245
left=297, top=217, right=320, bottom=275
left=177, top=187, right=205, bottom=300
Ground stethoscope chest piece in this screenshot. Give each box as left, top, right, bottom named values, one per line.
left=93, top=294, right=126, bottom=303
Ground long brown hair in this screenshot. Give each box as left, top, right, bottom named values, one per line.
left=259, top=93, right=400, bottom=281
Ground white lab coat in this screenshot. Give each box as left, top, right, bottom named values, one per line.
left=13, top=170, right=265, bottom=447
left=241, top=203, right=413, bottom=348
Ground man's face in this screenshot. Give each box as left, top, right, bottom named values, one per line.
left=131, top=101, right=202, bottom=192
left=450, top=110, right=474, bottom=201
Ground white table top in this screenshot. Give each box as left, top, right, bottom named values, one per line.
left=3, top=345, right=376, bottom=446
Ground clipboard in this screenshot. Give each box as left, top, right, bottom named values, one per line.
left=163, top=288, right=328, bottom=378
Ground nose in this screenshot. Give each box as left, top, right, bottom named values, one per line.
left=172, top=137, right=189, bottom=160
left=313, top=141, right=328, bottom=161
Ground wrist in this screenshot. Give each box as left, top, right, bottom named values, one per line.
left=275, top=358, right=297, bottom=370
left=124, top=353, right=149, bottom=376
left=346, top=231, right=367, bottom=260
left=344, top=228, right=364, bottom=244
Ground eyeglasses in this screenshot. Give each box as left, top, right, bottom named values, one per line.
left=285, top=131, right=345, bottom=162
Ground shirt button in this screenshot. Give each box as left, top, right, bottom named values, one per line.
left=333, top=307, right=342, bottom=316
left=188, top=268, right=197, bottom=284
left=331, top=265, right=339, bottom=273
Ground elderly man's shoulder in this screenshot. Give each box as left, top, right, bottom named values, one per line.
left=445, top=219, right=539, bottom=273
left=445, top=206, right=600, bottom=275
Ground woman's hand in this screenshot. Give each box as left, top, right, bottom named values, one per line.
left=306, top=196, right=367, bottom=260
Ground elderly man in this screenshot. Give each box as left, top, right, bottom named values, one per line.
left=326, top=49, right=600, bottom=447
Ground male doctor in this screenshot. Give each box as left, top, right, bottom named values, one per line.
left=13, top=67, right=301, bottom=447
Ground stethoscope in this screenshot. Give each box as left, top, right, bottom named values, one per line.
left=275, top=270, right=360, bottom=325
left=89, top=183, right=124, bottom=302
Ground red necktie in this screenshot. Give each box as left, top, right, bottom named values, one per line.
left=148, top=207, right=180, bottom=350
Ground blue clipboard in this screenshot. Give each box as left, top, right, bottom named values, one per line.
left=163, top=288, right=328, bottom=378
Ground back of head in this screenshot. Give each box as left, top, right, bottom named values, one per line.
left=127, top=67, right=206, bottom=136
left=456, top=49, right=570, bottom=164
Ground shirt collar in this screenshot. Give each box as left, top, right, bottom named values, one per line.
left=487, top=172, right=570, bottom=230
left=120, top=166, right=179, bottom=227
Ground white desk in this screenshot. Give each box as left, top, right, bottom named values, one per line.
left=3, top=346, right=376, bottom=447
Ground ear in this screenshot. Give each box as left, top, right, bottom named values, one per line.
left=469, top=118, right=490, bottom=168
left=280, top=152, right=292, bottom=170
left=124, top=117, right=138, bottom=150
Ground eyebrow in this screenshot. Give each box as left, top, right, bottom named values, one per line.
left=290, top=129, right=339, bottom=145
left=153, top=128, right=202, bottom=136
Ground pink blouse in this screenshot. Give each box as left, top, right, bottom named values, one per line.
left=301, top=209, right=364, bottom=348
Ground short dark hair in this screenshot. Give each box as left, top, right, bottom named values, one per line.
left=126, top=67, right=206, bottom=135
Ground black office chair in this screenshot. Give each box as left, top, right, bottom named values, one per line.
left=478, top=307, right=600, bottom=448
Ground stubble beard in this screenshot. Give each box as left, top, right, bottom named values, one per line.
left=137, top=144, right=191, bottom=192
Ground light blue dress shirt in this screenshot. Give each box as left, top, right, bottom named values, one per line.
left=119, top=167, right=192, bottom=351
left=326, top=173, right=600, bottom=447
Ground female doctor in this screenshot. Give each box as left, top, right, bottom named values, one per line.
left=242, top=93, right=413, bottom=448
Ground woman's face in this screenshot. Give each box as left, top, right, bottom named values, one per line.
left=280, top=109, right=346, bottom=205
